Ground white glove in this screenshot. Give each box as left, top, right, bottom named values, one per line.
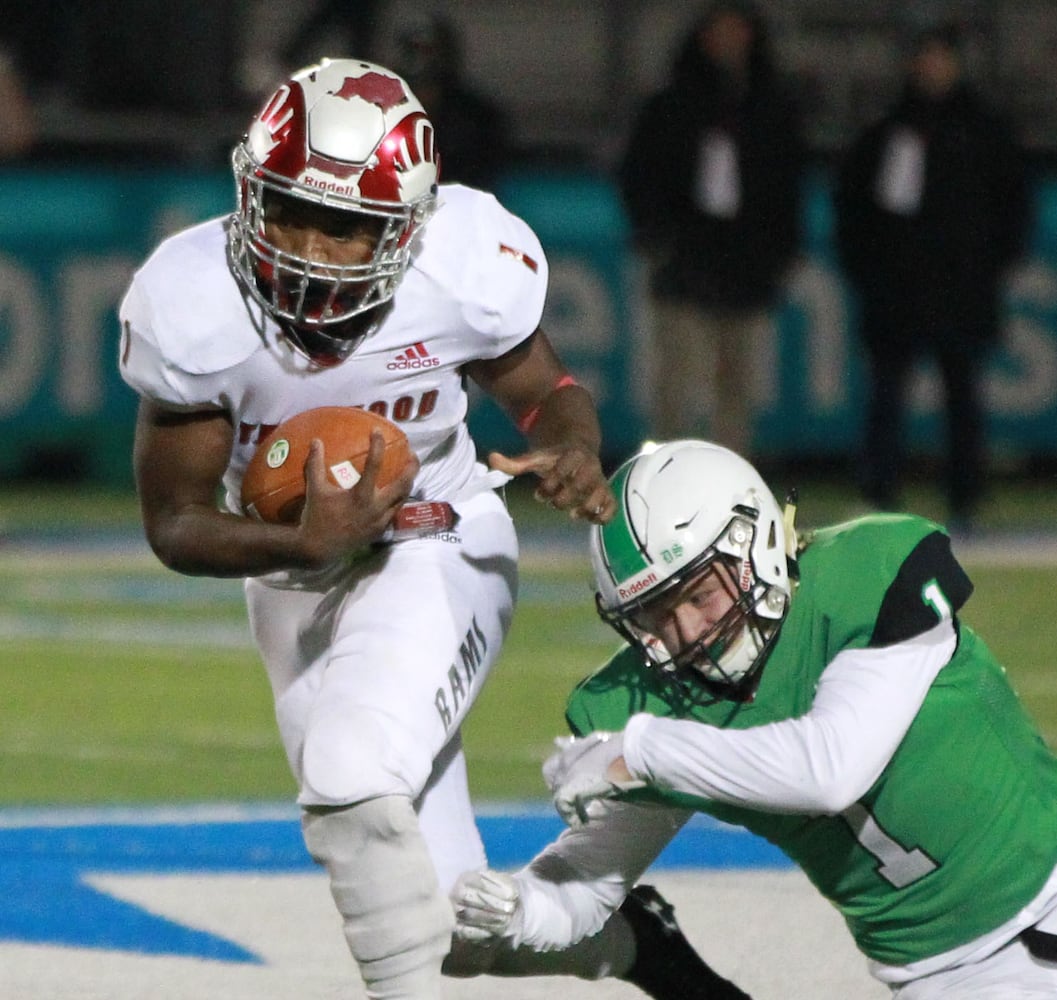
left=450, top=869, right=521, bottom=943
left=542, top=732, right=647, bottom=829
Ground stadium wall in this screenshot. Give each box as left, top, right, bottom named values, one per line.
left=0, top=165, right=1055, bottom=485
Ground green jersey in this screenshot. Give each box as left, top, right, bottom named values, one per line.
left=565, top=513, right=1057, bottom=966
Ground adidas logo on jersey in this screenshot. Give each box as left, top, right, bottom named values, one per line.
left=388, top=342, right=440, bottom=370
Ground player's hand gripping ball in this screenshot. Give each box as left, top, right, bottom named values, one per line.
left=241, top=407, right=413, bottom=524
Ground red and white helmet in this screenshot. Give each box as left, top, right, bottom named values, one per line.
left=228, top=58, right=440, bottom=364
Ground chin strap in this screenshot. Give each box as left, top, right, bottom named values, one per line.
left=783, top=487, right=800, bottom=586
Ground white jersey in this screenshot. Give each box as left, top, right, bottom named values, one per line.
left=117, top=182, right=532, bottom=861
left=118, top=183, right=548, bottom=513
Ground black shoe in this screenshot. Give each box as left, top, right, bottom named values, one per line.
left=617, top=885, right=753, bottom=999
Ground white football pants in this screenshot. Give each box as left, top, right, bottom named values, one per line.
left=244, top=486, right=517, bottom=889
left=891, top=933, right=1057, bottom=998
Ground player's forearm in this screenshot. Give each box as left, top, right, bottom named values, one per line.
left=143, top=502, right=324, bottom=577
left=509, top=867, right=619, bottom=950
left=525, top=383, right=602, bottom=454
left=510, top=802, right=688, bottom=950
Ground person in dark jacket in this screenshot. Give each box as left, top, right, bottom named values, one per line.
left=835, top=22, right=1030, bottom=529
left=618, top=1, right=803, bottom=457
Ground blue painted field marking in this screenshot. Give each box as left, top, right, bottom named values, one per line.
left=0, top=804, right=790, bottom=963
left=0, top=818, right=308, bottom=961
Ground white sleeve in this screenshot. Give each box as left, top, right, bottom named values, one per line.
left=118, top=220, right=261, bottom=409
left=420, top=186, right=548, bottom=357
left=508, top=801, right=691, bottom=951
left=462, top=196, right=547, bottom=349
left=622, top=619, right=957, bottom=815
left=118, top=279, right=203, bottom=409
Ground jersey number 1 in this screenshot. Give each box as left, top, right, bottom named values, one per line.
left=840, top=578, right=948, bottom=889
left=841, top=803, right=938, bottom=889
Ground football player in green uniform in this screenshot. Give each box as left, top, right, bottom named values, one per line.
left=451, top=440, right=1057, bottom=997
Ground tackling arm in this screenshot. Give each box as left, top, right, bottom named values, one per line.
left=544, top=619, right=958, bottom=824
left=621, top=619, right=957, bottom=814
left=453, top=799, right=691, bottom=952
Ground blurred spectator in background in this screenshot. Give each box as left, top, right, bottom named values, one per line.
left=271, top=8, right=510, bottom=189
left=618, top=0, right=803, bottom=459
left=280, top=0, right=383, bottom=70
left=392, top=12, right=511, bottom=190
left=835, top=21, right=1030, bottom=531
left=0, top=40, right=35, bottom=159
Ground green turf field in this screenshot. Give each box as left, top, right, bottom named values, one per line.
left=0, top=476, right=1055, bottom=807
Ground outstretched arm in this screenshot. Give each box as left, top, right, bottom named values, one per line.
left=465, top=328, right=614, bottom=523
left=547, top=620, right=957, bottom=826
left=453, top=799, right=688, bottom=951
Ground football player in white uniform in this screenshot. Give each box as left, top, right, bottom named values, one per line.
left=118, top=59, right=728, bottom=999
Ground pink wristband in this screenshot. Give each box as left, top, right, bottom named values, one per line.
left=516, top=374, right=581, bottom=435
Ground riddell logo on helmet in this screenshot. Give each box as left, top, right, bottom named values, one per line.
left=302, top=175, right=359, bottom=196
left=618, top=571, right=658, bottom=601
left=388, top=342, right=440, bottom=370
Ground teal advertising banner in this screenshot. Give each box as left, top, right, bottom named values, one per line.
left=494, top=167, right=1057, bottom=467
left=0, top=166, right=1053, bottom=485
left=0, top=168, right=233, bottom=484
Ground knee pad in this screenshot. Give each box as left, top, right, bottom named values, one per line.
left=302, top=796, right=454, bottom=998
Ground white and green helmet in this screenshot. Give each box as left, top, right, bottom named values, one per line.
left=590, top=440, right=795, bottom=699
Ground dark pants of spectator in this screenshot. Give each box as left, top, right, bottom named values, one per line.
left=859, top=326, right=989, bottom=524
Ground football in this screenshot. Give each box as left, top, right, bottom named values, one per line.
left=241, top=407, right=413, bottom=524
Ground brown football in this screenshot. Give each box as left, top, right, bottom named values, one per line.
left=241, top=407, right=413, bottom=524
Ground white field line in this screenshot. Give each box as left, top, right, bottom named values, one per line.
left=4, top=528, right=1057, bottom=570
left=0, top=532, right=1055, bottom=650
left=0, top=868, right=886, bottom=999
